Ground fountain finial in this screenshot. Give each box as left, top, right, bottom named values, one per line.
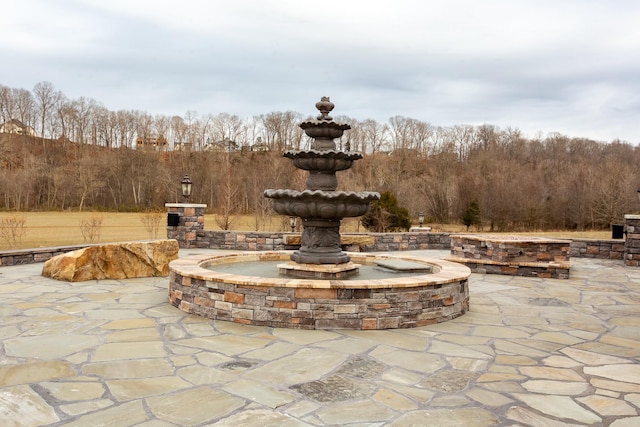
left=315, top=96, right=334, bottom=121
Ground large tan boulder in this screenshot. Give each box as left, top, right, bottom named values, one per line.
left=42, top=240, right=179, bottom=282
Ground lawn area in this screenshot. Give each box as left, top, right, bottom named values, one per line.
left=0, top=211, right=613, bottom=251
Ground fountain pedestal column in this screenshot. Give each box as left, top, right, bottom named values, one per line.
left=291, top=218, right=348, bottom=264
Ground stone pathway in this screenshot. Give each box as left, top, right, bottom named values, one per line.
left=1, top=249, right=640, bottom=426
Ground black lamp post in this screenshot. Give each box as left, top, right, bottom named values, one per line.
left=418, top=211, right=425, bottom=228
left=181, top=175, right=192, bottom=203
left=289, top=216, right=296, bottom=232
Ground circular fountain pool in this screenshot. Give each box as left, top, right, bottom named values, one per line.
left=168, top=251, right=471, bottom=330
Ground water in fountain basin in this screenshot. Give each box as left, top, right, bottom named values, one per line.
left=206, top=260, right=432, bottom=280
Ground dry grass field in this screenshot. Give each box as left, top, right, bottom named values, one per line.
left=0, top=211, right=612, bottom=251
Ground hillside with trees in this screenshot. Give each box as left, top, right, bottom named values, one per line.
left=1, top=82, right=639, bottom=232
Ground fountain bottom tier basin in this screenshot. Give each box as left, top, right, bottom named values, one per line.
left=168, top=251, right=471, bottom=330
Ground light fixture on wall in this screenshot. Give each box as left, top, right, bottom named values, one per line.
left=289, top=216, right=296, bottom=232
left=181, top=175, right=192, bottom=203
left=418, top=211, right=425, bottom=228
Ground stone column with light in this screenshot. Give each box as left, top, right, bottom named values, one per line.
left=624, top=214, right=640, bottom=266
left=166, top=175, right=206, bottom=249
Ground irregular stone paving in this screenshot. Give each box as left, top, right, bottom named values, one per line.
left=1, top=249, right=640, bottom=426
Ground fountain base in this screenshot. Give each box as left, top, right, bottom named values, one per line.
left=278, top=261, right=360, bottom=279
left=168, top=251, right=471, bottom=330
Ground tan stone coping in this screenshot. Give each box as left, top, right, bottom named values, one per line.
left=169, top=251, right=470, bottom=289
left=451, top=234, right=571, bottom=244
left=445, top=255, right=571, bottom=270
left=284, top=234, right=376, bottom=245
left=164, top=203, right=208, bottom=208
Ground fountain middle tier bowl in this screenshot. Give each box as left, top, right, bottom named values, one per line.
left=264, top=189, right=380, bottom=219
left=300, top=120, right=350, bottom=139
left=285, top=150, right=363, bottom=172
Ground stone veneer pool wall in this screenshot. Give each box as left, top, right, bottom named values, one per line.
left=447, top=234, right=572, bottom=279
left=168, top=252, right=470, bottom=330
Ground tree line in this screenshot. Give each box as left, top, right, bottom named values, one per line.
left=1, top=81, right=639, bottom=231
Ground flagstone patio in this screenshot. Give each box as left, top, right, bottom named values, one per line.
left=1, top=249, right=639, bottom=426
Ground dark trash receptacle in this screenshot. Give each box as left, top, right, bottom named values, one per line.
left=612, top=224, right=625, bottom=239
left=167, top=213, right=180, bottom=227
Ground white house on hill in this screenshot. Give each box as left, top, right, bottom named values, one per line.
left=0, top=119, right=36, bottom=136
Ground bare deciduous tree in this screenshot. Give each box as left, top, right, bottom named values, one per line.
left=33, top=81, right=60, bottom=144
left=0, top=215, right=27, bottom=249
left=140, top=210, right=164, bottom=239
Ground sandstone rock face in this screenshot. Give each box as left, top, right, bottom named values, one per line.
left=42, top=240, right=179, bottom=282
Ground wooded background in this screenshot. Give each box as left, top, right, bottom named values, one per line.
left=1, top=82, right=638, bottom=232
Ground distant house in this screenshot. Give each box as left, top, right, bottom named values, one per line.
left=136, top=135, right=168, bottom=150
left=174, top=142, right=193, bottom=152
left=252, top=143, right=270, bottom=152
left=0, top=119, right=36, bottom=136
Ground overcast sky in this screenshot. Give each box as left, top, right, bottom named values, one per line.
left=3, top=0, right=639, bottom=143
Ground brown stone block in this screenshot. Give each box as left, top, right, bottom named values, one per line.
left=372, top=303, right=391, bottom=310
left=180, top=301, right=191, bottom=312
left=224, top=291, right=245, bottom=304
left=586, top=246, right=600, bottom=255
left=274, top=301, right=297, bottom=309
left=443, top=296, right=454, bottom=306
left=537, top=252, right=552, bottom=261
left=362, top=318, right=378, bottom=330
left=234, top=318, right=252, bottom=325
left=194, top=296, right=215, bottom=308
left=295, top=288, right=337, bottom=299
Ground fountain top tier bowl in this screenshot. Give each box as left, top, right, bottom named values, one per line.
left=299, top=96, right=351, bottom=149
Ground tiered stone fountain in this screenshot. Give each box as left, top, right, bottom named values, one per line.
left=168, top=97, right=471, bottom=329
left=264, top=97, right=380, bottom=278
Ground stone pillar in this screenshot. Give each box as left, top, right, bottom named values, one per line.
left=165, top=203, right=207, bottom=248
left=624, top=214, right=640, bottom=266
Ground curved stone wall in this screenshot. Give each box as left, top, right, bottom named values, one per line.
left=168, top=251, right=470, bottom=330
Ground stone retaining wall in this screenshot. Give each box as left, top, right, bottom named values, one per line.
left=0, top=245, right=93, bottom=266
left=0, top=234, right=626, bottom=267
left=570, top=239, right=625, bottom=260
left=191, top=230, right=452, bottom=252
left=448, top=234, right=572, bottom=279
